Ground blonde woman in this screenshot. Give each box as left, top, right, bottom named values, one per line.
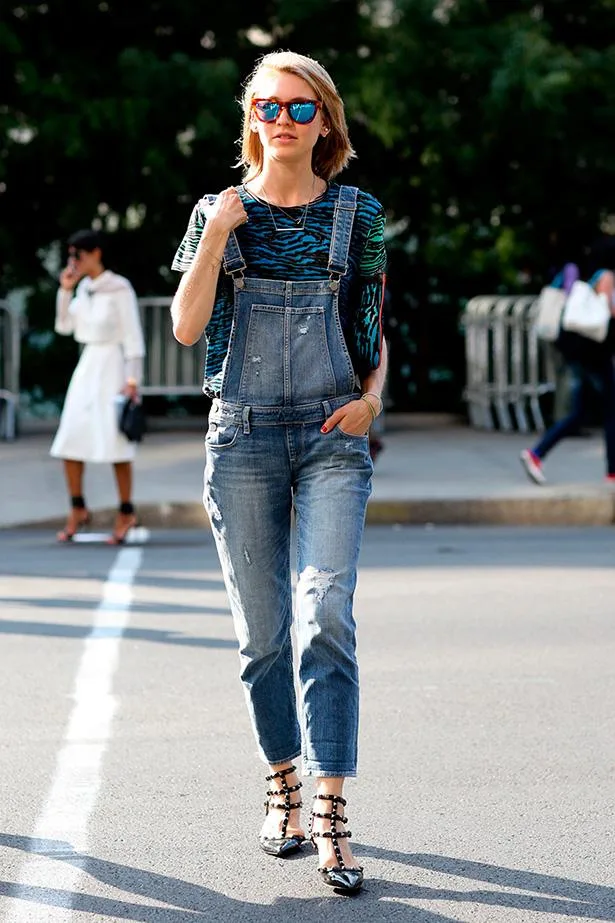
left=171, top=51, right=387, bottom=894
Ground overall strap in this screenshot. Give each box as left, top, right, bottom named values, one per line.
left=327, top=185, right=358, bottom=285
left=203, top=193, right=247, bottom=281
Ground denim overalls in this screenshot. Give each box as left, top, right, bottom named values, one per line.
left=204, top=186, right=373, bottom=776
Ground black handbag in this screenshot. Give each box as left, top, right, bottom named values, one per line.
left=119, top=397, right=146, bottom=442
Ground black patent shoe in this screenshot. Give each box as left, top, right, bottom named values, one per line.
left=259, top=765, right=305, bottom=858
left=310, top=794, right=364, bottom=894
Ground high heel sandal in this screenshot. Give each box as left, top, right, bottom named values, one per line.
left=56, top=496, right=91, bottom=543
left=259, top=765, right=305, bottom=858
left=106, top=502, right=138, bottom=545
left=310, top=794, right=364, bottom=894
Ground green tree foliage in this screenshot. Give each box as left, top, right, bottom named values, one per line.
left=3, top=0, right=615, bottom=408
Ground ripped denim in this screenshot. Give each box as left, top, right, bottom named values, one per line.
left=204, top=413, right=372, bottom=776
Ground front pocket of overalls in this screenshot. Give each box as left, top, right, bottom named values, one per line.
left=337, top=423, right=370, bottom=440
left=205, top=420, right=240, bottom=449
left=238, top=304, right=336, bottom=403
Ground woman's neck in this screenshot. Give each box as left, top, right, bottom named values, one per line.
left=87, top=266, right=106, bottom=280
left=247, top=169, right=324, bottom=206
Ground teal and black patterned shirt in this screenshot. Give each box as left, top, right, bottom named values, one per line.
left=172, top=183, right=387, bottom=396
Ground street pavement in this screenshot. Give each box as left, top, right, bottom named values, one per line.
left=2, top=414, right=615, bottom=530
left=0, top=526, right=613, bottom=922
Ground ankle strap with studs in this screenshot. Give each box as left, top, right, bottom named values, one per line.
left=264, top=765, right=302, bottom=839
left=309, top=793, right=354, bottom=871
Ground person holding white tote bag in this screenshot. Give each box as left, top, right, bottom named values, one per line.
left=520, top=268, right=615, bottom=485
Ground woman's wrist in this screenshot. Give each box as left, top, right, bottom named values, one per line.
left=361, top=391, right=383, bottom=417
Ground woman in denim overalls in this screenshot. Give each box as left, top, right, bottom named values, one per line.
left=171, top=51, right=388, bottom=894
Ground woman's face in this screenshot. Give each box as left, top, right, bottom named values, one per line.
left=250, top=70, right=328, bottom=169
left=68, top=246, right=102, bottom=279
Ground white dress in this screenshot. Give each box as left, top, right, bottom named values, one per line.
left=50, top=271, right=146, bottom=463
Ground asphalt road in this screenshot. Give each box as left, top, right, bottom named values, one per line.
left=0, top=526, right=613, bottom=923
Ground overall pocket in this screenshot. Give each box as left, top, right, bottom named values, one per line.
left=205, top=419, right=240, bottom=449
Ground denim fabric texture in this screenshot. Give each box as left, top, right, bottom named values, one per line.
left=203, top=187, right=374, bottom=776
left=532, top=360, right=615, bottom=474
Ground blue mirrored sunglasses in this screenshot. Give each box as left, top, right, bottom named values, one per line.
left=252, top=98, right=323, bottom=125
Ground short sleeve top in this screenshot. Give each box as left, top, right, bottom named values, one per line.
left=172, top=183, right=386, bottom=396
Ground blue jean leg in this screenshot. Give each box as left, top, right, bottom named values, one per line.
left=203, top=421, right=301, bottom=765
left=533, top=362, right=615, bottom=473
left=532, top=368, right=585, bottom=459
left=292, top=424, right=373, bottom=776
left=602, top=363, right=615, bottom=474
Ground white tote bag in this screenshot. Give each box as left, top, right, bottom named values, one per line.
left=561, top=280, right=611, bottom=342
left=534, top=286, right=566, bottom=341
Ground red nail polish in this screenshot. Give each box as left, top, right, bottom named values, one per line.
left=321, top=425, right=327, bottom=433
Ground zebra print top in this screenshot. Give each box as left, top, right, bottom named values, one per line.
left=172, top=183, right=387, bottom=396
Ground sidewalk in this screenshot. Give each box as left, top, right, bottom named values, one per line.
left=1, top=414, right=614, bottom=529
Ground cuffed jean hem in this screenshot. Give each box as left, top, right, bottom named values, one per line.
left=259, top=748, right=302, bottom=767
left=301, top=763, right=357, bottom=778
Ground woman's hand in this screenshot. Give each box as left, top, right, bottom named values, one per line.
left=122, top=378, right=140, bottom=402
left=200, top=187, right=249, bottom=235
left=321, top=397, right=376, bottom=436
left=59, top=261, right=83, bottom=291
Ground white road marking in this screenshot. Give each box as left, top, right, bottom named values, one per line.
left=4, top=547, right=143, bottom=920
left=72, top=527, right=150, bottom=544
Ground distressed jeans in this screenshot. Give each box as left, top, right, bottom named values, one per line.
left=204, top=409, right=372, bottom=776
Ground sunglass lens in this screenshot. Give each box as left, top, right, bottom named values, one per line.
left=255, top=100, right=280, bottom=122
left=289, top=101, right=318, bottom=124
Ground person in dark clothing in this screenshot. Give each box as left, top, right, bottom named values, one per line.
left=521, top=266, right=615, bottom=484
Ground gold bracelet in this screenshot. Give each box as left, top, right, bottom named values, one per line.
left=361, top=391, right=382, bottom=416
left=360, top=394, right=378, bottom=422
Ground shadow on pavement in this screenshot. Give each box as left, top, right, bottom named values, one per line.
left=0, top=618, right=236, bottom=650
left=1, top=833, right=613, bottom=922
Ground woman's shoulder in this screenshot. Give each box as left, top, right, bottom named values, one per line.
left=94, top=270, right=136, bottom=296
left=329, top=183, right=384, bottom=219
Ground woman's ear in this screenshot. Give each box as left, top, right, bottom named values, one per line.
left=320, top=125, right=330, bottom=138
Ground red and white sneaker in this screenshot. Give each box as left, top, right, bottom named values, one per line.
left=520, top=449, right=546, bottom=485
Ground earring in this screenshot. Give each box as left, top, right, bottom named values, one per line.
left=322, top=128, right=330, bottom=137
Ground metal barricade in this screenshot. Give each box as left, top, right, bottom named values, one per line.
left=138, top=297, right=206, bottom=397
left=0, top=300, right=21, bottom=440
left=462, top=294, right=556, bottom=432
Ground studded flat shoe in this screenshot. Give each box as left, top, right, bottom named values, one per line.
left=259, top=765, right=305, bottom=858
left=310, top=794, right=364, bottom=894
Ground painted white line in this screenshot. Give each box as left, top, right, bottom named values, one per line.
left=72, top=527, right=151, bottom=545
left=4, top=547, right=143, bottom=921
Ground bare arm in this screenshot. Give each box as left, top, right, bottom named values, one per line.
left=360, top=336, right=388, bottom=410
left=171, top=188, right=248, bottom=346
left=322, top=338, right=389, bottom=435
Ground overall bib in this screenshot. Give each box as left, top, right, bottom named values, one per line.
left=204, top=186, right=373, bottom=776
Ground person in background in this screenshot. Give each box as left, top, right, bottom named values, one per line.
left=170, top=50, right=387, bottom=894
left=50, top=229, right=146, bottom=543
left=520, top=262, right=615, bottom=484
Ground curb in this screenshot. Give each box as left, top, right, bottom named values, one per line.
left=6, top=494, right=615, bottom=531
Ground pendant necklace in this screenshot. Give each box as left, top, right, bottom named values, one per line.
left=257, top=177, right=317, bottom=233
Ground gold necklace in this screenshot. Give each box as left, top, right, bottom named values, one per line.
left=258, top=177, right=317, bottom=233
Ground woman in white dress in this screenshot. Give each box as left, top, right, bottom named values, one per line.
left=50, top=230, right=146, bottom=544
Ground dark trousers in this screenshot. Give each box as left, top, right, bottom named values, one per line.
left=533, top=360, right=615, bottom=475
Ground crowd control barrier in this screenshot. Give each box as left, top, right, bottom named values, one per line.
left=138, top=297, right=206, bottom=397
left=461, top=294, right=557, bottom=433
left=0, top=300, right=21, bottom=440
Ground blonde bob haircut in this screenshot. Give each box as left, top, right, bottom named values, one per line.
left=239, top=51, right=356, bottom=182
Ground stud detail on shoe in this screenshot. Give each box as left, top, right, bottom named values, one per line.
left=259, top=765, right=304, bottom=858
left=309, top=794, right=364, bottom=894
